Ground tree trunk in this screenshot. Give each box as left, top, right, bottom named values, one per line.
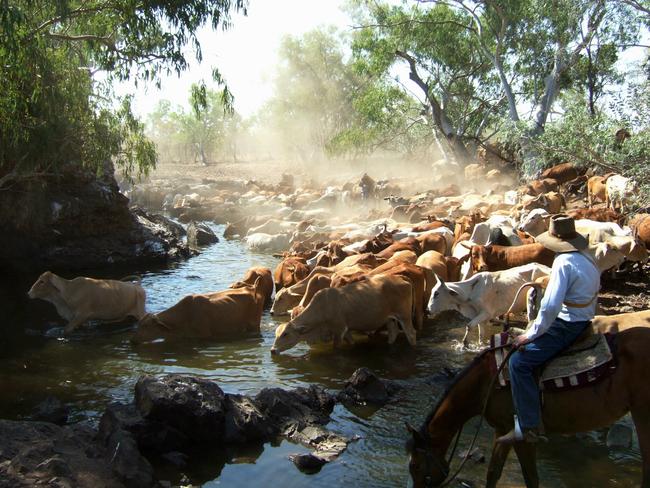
left=395, top=50, right=470, bottom=164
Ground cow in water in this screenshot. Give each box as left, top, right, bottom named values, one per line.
left=28, top=271, right=146, bottom=334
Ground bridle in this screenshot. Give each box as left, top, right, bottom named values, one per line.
left=412, top=344, right=517, bottom=487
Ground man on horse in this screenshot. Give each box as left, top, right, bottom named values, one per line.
left=497, top=214, right=600, bottom=444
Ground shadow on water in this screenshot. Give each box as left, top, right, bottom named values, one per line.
left=0, top=224, right=644, bottom=487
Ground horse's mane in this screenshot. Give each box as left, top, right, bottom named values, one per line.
left=418, top=348, right=493, bottom=440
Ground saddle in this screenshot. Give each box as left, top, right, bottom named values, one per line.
left=490, top=328, right=617, bottom=391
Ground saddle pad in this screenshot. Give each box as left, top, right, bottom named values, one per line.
left=491, top=332, right=615, bottom=391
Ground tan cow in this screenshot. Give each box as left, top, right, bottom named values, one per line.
left=230, top=267, right=274, bottom=305
left=271, top=274, right=416, bottom=354
left=587, top=173, right=616, bottom=206
left=593, top=310, right=650, bottom=333
left=132, top=279, right=265, bottom=343
left=28, top=271, right=146, bottom=334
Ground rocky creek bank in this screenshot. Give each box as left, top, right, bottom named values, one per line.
left=0, top=369, right=402, bottom=487
left=0, top=163, right=191, bottom=273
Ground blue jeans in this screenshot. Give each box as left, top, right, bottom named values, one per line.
left=509, top=318, right=591, bottom=430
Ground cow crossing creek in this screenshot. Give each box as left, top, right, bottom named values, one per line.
left=1, top=223, right=645, bottom=487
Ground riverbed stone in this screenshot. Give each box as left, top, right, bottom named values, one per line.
left=31, top=396, right=70, bottom=425
left=254, top=385, right=336, bottom=432
left=288, top=453, right=326, bottom=474
left=187, top=221, right=219, bottom=248
left=0, top=419, right=144, bottom=488
left=223, top=394, right=270, bottom=444
left=134, top=374, right=227, bottom=443
left=606, top=422, right=634, bottom=449
left=337, top=367, right=402, bottom=406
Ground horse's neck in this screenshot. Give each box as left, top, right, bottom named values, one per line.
left=427, top=355, right=489, bottom=454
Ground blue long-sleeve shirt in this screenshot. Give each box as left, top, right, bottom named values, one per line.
left=524, top=251, right=600, bottom=341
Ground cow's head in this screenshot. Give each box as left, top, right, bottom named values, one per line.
left=470, top=246, right=489, bottom=274
left=28, top=271, right=60, bottom=300
left=270, top=287, right=302, bottom=316
left=517, top=209, right=550, bottom=237
left=271, top=321, right=307, bottom=354
left=426, top=276, right=461, bottom=317
left=131, top=313, right=171, bottom=344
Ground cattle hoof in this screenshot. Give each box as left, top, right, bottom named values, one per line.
left=270, top=349, right=278, bottom=355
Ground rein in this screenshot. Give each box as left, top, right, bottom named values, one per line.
left=436, top=342, right=516, bottom=488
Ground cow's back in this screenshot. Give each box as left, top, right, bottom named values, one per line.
left=65, top=277, right=144, bottom=320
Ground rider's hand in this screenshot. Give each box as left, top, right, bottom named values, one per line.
left=513, top=334, right=532, bottom=348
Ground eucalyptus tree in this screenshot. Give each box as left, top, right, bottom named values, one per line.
left=0, top=0, right=247, bottom=186
left=350, top=1, right=506, bottom=163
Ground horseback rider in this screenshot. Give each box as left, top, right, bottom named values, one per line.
left=497, top=214, right=600, bottom=444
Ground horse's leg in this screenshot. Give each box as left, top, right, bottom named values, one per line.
left=513, top=442, right=539, bottom=488
left=631, top=409, right=650, bottom=487
left=485, top=429, right=512, bottom=488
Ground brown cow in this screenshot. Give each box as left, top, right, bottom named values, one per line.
left=378, top=238, right=421, bottom=259
left=132, top=279, right=265, bottom=343
left=587, top=173, right=616, bottom=206
left=274, top=256, right=310, bottom=291
left=524, top=178, right=559, bottom=196
left=630, top=214, right=650, bottom=249
left=230, top=267, right=274, bottom=305
left=356, top=231, right=395, bottom=254
left=411, top=221, right=447, bottom=233
left=540, top=162, right=583, bottom=184
left=271, top=274, right=416, bottom=353
left=466, top=243, right=555, bottom=275
left=28, top=272, right=146, bottom=334
left=567, top=207, right=623, bottom=225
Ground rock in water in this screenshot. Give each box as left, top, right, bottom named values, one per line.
left=606, top=422, right=634, bottom=449
left=187, top=221, right=219, bottom=248
left=134, top=374, right=227, bottom=444
left=337, top=367, right=401, bottom=405
left=32, top=396, right=70, bottom=425
left=288, top=453, right=326, bottom=474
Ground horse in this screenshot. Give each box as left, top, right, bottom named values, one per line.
left=406, top=327, right=650, bottom=488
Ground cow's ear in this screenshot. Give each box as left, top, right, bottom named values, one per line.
left=46, top=273, right=65, bottom=293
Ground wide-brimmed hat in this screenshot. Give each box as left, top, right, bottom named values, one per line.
left=536, top=214, right=588, bottom=252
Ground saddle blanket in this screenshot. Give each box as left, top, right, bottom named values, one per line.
left=490, top=332, right=616, bottom=391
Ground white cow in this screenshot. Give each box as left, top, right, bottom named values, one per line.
left=606, top=175, right=636, bottom=211
left=244, top=233, right=292, bottom=252
left=426, top=263, right=551, bottom=346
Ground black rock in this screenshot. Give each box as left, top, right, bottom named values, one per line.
left=337, top=368, right=401, bottom=406
left=288, top=453, right=326, bottom=474
left=187, top=221, right=219, bottom=248
left=223, top=394, right=270, bottom=444
left=134, top=375, right=227, bottom=444
left=32, top=396, right=70, bottom=425
left=255, top=385, right=336, bottom=433
left=161, top=451, right=188, bottom=468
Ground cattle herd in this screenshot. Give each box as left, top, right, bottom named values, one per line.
left=28, top=161, right=650, bottom=358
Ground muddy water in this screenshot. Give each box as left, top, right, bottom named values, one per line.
left=0, top=224, right=642, bottom=487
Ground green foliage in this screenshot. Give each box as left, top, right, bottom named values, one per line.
left=0, top=0, right=246, bottom=184
left=501, top=89, right=650, bottom=207
left=350, top=1, right=505, bottom=141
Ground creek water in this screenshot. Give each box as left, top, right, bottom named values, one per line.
left=0, top=224, right=641, bottom=487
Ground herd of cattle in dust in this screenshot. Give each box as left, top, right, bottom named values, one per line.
left=27, top=157, right=650, bottom=360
